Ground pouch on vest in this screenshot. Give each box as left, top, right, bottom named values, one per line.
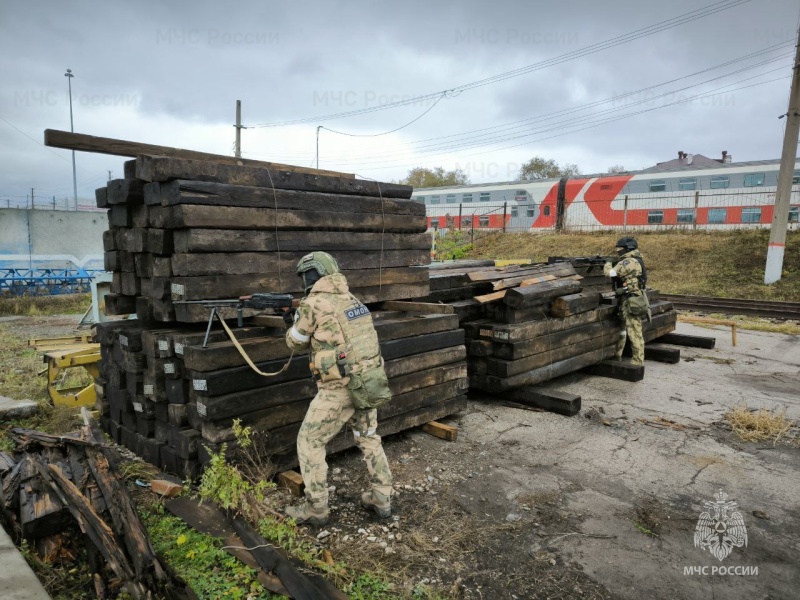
left=626, top=292, right=650, bottom=318
left=314, top=349, right=343, bottom=382
left=346, top=366, right=392, bottom=410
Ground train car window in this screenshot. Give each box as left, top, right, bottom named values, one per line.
left=647, top=210, right=664, bottom=224
left=649, top=180, right=666, bottom=192
left=679, top=178, right=697, bottom=191
left=446, top=194, right=457, bottom=203
left=430, top=195, right=440, bottom=204
left=789, top=206, right=799, bottom=222
left=677, top=209, right=695, bottom=223
left=743, top=173, right=765, bottom=187
left=710, top=176, right=729, bottom=189
left=415, top=196, right=425, bottom=204
left=480, top=192, right=491, bottom=202
left=792, top=172, right=800, bottom=185
left=514, top=189, right=527, bottom=201
left=462, top=193, right=473, bottom=202
left=708, top=208, right=727, bottom=223
left=511, top=205, right=518, bottom=217
left=527, top=207, right=536, bottom=217
left=479, top=215, right=489, bottom=227
left=543, top=206, right=551, bottom=216
left=741, top=207, right=762, bottom=223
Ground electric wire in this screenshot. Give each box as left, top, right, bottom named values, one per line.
left=246, top=0, right=754, bottom=128
left=319, top=92, right=447, bottom=137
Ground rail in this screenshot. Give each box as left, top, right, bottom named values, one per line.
left=661, top=294, right=800, bottom=320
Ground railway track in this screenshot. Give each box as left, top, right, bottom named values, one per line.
left=660, top=294, right=800, bottom=320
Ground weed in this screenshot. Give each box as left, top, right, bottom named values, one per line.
left=347, top=573, right=397, bottom=600
left=0, top=294, right=91, bottom=317
left=724, top=404, right=798, bottom=445
left=633, top=520, right=659, bottom=538
left=139, top=501, right=277, bottom=599
left=197, top=443, right=272, bottom=513
left=119, top=459, right=160, bottom=482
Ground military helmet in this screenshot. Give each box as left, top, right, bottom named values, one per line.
left=615, top=237, right=638, bottom=253
left=296, top=251, right=339, bottom=293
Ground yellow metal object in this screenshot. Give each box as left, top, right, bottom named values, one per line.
left=494, top=259, right=533, bottom=267
left=29, top=337, right=100, bottom=408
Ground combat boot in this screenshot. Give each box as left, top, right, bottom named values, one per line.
left=285, top=501, right=329, bottom=526
left=360, top=490, right=391, bottom=519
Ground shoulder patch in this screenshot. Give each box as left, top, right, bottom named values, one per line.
left=344, top=304, right=370, bottom=321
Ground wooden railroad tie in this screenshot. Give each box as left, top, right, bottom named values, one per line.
left=277, top=470, right=305, bottom=497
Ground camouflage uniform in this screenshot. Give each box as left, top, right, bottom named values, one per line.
left=285, top=271, right=393, bottom=516
left=604, top=249, right=646, bottom=365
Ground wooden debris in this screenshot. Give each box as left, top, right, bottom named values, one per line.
left=656, top=332, right=716, bottom=349
left=150, top=479, right=183, bottom=498
left=420, top=421, right=459, bottom=442
left=277, top=470, right=305, bottom=497
left=499, top=387, right=581, bottom=417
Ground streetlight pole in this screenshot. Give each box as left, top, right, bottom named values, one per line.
left=65, top=68, right=77, bottom=210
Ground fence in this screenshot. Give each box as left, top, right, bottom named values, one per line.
left=1, top=197, right=104, bottom=212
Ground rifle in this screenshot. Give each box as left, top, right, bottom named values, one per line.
left=174, top=293, right=295, bottom=347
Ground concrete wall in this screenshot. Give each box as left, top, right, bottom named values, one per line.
left=0, top=209, right=106, bottom=268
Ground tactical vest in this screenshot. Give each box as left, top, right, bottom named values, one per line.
left=313, top=292, right=382, bottom=378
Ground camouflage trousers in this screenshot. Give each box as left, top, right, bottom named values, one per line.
left=297, top=384, right=393, bottom=507
left=617, top=302, right=645, bottom=365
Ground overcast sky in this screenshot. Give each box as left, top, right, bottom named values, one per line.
left=1, top=0, right=798, bottom=206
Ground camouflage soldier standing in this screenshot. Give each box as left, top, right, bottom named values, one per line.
left=604, top=237, right=649, bottom=366
left=284, top=252, right=393, bottom=525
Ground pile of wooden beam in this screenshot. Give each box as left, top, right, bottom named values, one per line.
left=0, top=416, right=187, bottom=599
left=416, top=259, right=677, bottom=393
left=93, top=307, right=467, bottom=475
left=99, top=154, right=432, bottom=323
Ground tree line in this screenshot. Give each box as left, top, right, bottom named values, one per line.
left=399, top=159, right=629, bottom=187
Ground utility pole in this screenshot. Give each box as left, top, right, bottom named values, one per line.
left=65, top=69, right=78, bottom=210
left=765, top=25, right=800, bottom=284
left=108, top=170, right=112, bottom=181
left=234, top=100, right=242, bottom=158
left=31, top=187, right=34, bottom=210
left=316, top=126, right=322, bottom=170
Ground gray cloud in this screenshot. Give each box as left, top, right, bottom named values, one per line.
left=0, top=0, right=797, bottom=202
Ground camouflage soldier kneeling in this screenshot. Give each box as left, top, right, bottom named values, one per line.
left=604, top=237, right=650, bottom=366
left=283, top=251, right=393, bottom=525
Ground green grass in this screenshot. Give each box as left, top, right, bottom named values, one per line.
left=139, top=501, right=279, bottom=600
left=0, top=293, right=91, bottom=317
left=469, top=230, right=800, bottom=301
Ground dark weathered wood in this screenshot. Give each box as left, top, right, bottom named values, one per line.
left=160, top=204, right=426, bottom=233
left=162, top=180, right=423, bottom=214
left=377, top=300, right=454, bottom=314
left=382, top=346, right=467, bottom=379
left=654, top=332, right=716, bottom=349
left=116, top=228, right=147, bottom=252
left=172, top=228, right=430, bottom=253
left=638, top=343, right=681, bottom=363
left=143, top=182, right=161, bottom=206
left=550, top=291, right=601, bottom=318
left=95, top=186, right=109, bottom=209
left=102, top=229, right=117, bottom=251
left=503, top=279, right=583, bottom=309
left=499, top=387, right=581, bottom=416
left=106, top=179, right=145, bottom=205
left=231, top=517, right=336, bottom=600
left=493, top=320, right=614, bottom=360
left=468, top=340, right=493, bottom=357
left=482, top=305, right=618, bottom=342
left=43, top=129, right=351, bottom=178
left=585, top=359, right=645, bottom=382
left=171, top=250, right=429, bottom=276
left=109, top=205, right=131, bottom=227
left=471, top=345, right=617, bottom=391
left=169, top=267, right=428, bottom=300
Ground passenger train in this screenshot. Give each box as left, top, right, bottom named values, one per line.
left=413, top=156, right=800, bottom=231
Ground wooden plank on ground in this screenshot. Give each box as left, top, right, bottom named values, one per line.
left=277, top=470, right=305, bottom=497
left=585, top=359, right=645, bottom=382
left=499, top=387, right=581, bottom=416
left=420, top=421, right=458, bottom=441
left=655, top=333, right=715, bottom=349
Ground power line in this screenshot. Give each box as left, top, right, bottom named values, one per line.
left=247, top=0, right=753, bottom=128
left=267, top=54, right=792, bottom=167
left=320, top=92, right=447, bottom=137
left=320, top=76, right=788, bottom=172
left=0, top=115, right=71, bottom=162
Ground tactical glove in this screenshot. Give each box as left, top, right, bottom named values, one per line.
left=282, top=308, right=297, bottom=326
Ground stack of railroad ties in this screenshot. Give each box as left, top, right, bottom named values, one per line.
left=93, top=154, right=468, bottom=478
left=416, top=257, right=678, bottom=398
